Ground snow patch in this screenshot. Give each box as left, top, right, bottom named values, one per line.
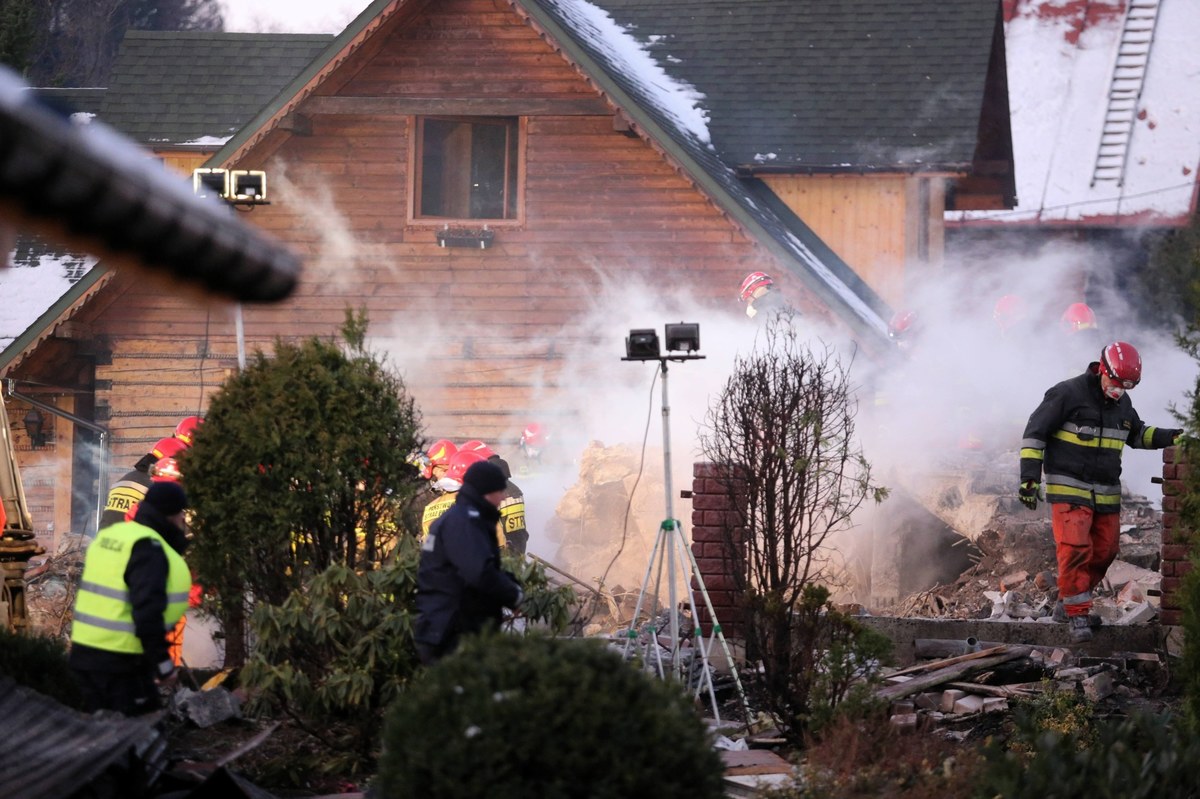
left=544, top=0, right=712, bottom=147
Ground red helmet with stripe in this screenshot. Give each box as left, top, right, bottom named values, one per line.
left=739, top=271, right=774, bottom=303
left=1099, top=341, right=1141, bottom=388
left=150, top=456, right=182, bottom=483
left=175, top=415, right=203, bottom=446
left=459, top=439, right=496, bottom=460
left=152, top=436, right=187, bottom=460
left=423, top=439, right=458, bottom=480
left=445, top=450, right=488, bottom=484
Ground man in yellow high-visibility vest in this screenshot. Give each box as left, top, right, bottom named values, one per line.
left=69, top=481, right=192, bottom=715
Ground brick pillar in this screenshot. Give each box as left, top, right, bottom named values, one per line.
left=690, top=462, right=744, bottom=638
left=1159, top=446, right=1193, bottom=627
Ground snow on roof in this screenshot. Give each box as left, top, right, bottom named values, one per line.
left=543, top=0, right=712, bottom=147
left=952, top=0, right=1200, bottom=226
left=0, top=251, right=96, bottom=351
left=176, top=134, right=233, bottom=147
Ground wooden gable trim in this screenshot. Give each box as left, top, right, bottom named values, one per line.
left=213, top=0, right=414, bottom=168
left=299, top=94, right=612, bottom=117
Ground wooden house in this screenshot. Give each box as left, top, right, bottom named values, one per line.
left=0, top=0, right=1013, bottom=548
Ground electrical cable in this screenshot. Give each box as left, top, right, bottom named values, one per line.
left=589, top=364, right=658, bottom=618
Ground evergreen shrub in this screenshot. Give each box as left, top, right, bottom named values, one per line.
left=375, top=634, right=726, bottom=799
left=0, top=627, right=83, bottom=708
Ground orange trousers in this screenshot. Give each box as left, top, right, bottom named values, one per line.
left=1051, top=503, right=1121, bottom=616
left=166, top=615, right=187, bottom=666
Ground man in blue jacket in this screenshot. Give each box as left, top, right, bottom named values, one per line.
left=1020, top=341, right=1180, bottom=643
left=415, top=460, right=524, bottom=665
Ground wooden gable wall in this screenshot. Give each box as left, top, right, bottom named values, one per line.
left=761, top=174, right=947, bottom=309
left=41, top=0, right=860, bottom=536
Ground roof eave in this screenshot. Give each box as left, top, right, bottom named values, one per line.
left=0, top=266, right=111, bottom=375
left=206, top=0, right=408, bottom=168
left=511, top=0, right=889, bottom=348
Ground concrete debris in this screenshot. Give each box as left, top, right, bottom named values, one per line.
left=868, top=640, right=1163, bottom=741
left=174, top=686, right=242, bottom=728
left=890, top=477, right=1163, bottom=626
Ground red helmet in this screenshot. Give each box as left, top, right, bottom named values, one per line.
left=738, top=271, right=774, bottom=303
left=993, top=294, right=1025, bottom=332
left=520, top=422, right=546, bottom=456
left=1099, top=341, right=1141, bottom=388
left=888, top=310, right=918, bottom=341
left=175, top=416, right=203, bottom=446
left=423, top=439, right=458, bottom=479
left=152, top=436, right=187, bottom=460
left=460, top=439, right=496, bottom=460
left=1060, top=302, right=1097, bottom=335
left=150, top=456, right=182, bottom=483
left=445, top=450, right=488, bottom=485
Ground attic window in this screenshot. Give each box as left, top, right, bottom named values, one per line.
left=413, top=116, right=522, bottom=222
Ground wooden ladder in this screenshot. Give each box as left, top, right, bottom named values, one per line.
left=1091, top=0, right=1161, bottom=186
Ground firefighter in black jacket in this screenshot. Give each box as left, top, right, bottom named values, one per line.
left=415, top=460, right=523, bottom=665
left=98, top=436, right=187, bottom=530
left=1019, top=341, right=1180, bottom=643
left=69, top=482, right=191, bottom=715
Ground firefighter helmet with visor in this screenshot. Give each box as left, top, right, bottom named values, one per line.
left=1099, top=341, right=1141, bottom=389
left=738, top=271, right=774, bottom=304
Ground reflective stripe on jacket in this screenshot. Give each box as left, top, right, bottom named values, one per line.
left=1020, top=365, right=1174, bottom=512
left=71, top=521, right=191, bottom=655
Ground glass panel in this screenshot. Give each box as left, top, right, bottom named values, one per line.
left=418, top=117, right=518, bottom=220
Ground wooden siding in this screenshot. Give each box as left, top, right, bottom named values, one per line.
left=157, top=150, right=211, bottom=177
left=761, top=174, right=946, bottom=307
left=36, top=0, right=864, bottom=538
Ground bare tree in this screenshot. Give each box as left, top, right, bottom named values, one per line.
left=698, top=311, right=887, bottom=738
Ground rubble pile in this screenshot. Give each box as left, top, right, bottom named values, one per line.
left=544, top=441, right=686, bottom=599
left=21, top=534, right=87, bottom=639
left=892, top=489, right=1162, bottom=624
left=878, top=642, right=1168, bottom=739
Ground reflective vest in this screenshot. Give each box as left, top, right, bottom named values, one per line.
left=71, top=521, right=191, bottom=655
left=422, top=491, right=507, bottom=547
left=421, top=493, right=457, bottom=539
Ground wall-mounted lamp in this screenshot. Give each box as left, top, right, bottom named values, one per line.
left=229, top=170, right=267, bottom=202
left=23, top=408, right=47, bottom=448
left=192, top=168, right=269, bottom=206
left=192, top=168, right=228, bottom=200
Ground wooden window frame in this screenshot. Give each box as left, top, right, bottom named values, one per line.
left=407, top=115, right=526, bottom=227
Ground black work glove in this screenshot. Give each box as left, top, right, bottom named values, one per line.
left=1164, top=428, right=1184, bottom=445
left=1018, top=481, right=1041, bottom=511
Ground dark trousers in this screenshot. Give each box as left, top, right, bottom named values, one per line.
left=71, top=666, right=160, bottom=716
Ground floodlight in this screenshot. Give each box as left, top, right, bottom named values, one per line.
left=192, top=168, right=228, bottom=199
left=229, top=170, right=267, bottom=202
left=664, top=322, right=700, bottom=353
left=625, top=328, right=660, bottom=360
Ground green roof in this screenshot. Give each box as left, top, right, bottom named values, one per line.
left=99, top=31, right=332, bottom=146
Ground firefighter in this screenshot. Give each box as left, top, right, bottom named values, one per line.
left=518, top=421, right=547, bottom=474
left=887, top=309, right=920, bottom=353
left=69, top=481, right=192, bottom=715
left=99, top=436, right=188, bottom=530
left=1019, top=341, right=1181, bottom=643
left=993, top=293, right=1026, bottom=336
left=414, top=460, right=523, bottom=665
left=421, top=450, right=487, bottom=539
left=738, top=271, right=787, bottom=319
left=1058, top=301, right=1102, bottom=370
left=462, top=440, right=528, bottom=556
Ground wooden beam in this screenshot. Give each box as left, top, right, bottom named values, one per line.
left=278, top=112, right=313, bottom=137
left=299, top=95, right=611, bottom=117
